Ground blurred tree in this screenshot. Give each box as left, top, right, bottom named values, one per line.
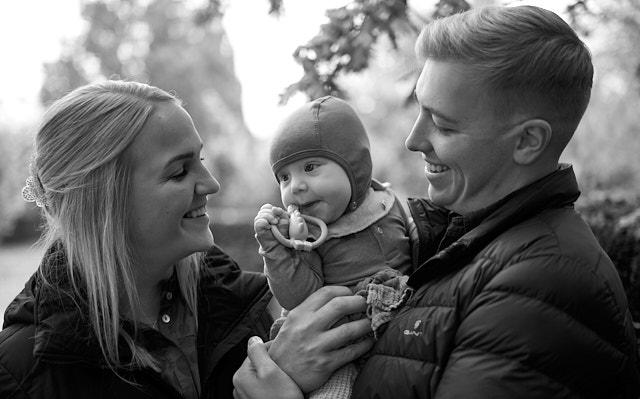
left=195, top=0, right=471, bottom=200
left=34, top=0, right=640, bottom=212
left=248, top=0, right=640, bottom=201
left=215, top=0, right=635, bottom=103
left=557, top=0, right=640, bottom=199
left=0, top=126, right=35, bottom=240
left=578, top=196, right=640, bottom=321
left=275, top=0, right=471, bottom=105
left=39, top=0, right=273, bottom=208
left=567, top=0, right=640, bottom=92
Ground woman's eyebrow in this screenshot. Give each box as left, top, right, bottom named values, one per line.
left=165, top=151, right=194, bottom=168
left=164, top=144, right=203, bottom=168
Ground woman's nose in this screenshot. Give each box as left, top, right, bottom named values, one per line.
left=196, top=167, right=220, bottom=196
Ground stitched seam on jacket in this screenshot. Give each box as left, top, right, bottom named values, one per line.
left=407, top=303, right=455, bottom=310
left=476, top=288, right=627, bottom=359
left=369, top=352, right=438, bottom=365
left=486, top=248, right=629, bottom=352
left=448, top=345, right=578, bottom=396
left=0, top=358, right=31, bottom=398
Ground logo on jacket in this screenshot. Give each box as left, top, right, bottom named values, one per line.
left=403, top=319, right=424, bottom=336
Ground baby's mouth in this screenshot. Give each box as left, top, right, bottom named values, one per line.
left=299, top=201, right=320, bottom=214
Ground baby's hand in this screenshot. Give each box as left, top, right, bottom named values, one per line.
left=254, top=204, right=290, bottom=234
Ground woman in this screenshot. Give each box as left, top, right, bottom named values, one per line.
left=0, top=80, right=372, bottom=399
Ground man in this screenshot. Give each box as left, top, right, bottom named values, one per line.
left=233, top=5, right=639, bottom=399
left=351, top=5, right=639, bottom=398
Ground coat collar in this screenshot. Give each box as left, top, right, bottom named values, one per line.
left=323, top=186, right=396, bottom=239
left=4, top=244, right=271, bottom=370
left=28, top=246, right=102, bottom=363
left=407, top=164, right=580, bottom=287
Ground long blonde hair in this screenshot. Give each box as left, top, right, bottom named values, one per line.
left=33, top=79, right=201, bottom=370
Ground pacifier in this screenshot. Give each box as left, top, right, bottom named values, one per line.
left=270, top=205, right=328, bottom=252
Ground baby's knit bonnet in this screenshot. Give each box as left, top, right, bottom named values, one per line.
left=269, top=96, right=372, bottom=214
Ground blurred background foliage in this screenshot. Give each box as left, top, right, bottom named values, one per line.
left=0, top=0, right=638, bottom=316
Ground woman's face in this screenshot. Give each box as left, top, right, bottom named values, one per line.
left=127, top=101, right=219, bottom=272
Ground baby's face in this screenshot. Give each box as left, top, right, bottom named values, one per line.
left=276, top=157, right=351, bottom=224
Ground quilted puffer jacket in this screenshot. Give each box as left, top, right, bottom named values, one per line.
left=353, top=165, right=639, bottom=398
left=0, top=244, right=273, bottom=399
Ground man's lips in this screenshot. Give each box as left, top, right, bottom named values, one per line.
left=184, top=205, right=207, bottom=218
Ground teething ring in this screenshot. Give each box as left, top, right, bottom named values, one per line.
left=271, top=213, right=328, bottom=251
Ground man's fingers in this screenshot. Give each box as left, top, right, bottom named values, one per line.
left=313, top=293, right=367, bottom=327
left=232, top=356, right=254, bottom=399
left=291, top=286, right=355, bottom=313
left=246, top=337, right=275, bottom=377
left=323, top=317, right=372, bottom=349
left=329, top=336, right=375, bottom=366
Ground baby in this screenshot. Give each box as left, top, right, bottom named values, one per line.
left=254, top=96, right=414, bottom=311
left=254, top=96, right=416, bottom=398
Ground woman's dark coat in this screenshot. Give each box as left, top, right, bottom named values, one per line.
left=0, top=245, right=272, bottom=399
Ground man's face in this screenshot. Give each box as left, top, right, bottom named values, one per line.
left=406, top=59, right=523, bottom=214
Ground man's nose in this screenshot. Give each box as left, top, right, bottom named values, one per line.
left=406, top=115, right=433, bottom=153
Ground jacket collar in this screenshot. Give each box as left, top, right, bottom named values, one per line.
left=31, top=245, right=135, bottom=365
left=196, top=245, right=272, bottom=384
left=4, top=244, right=272, bottom=370
left=408, top=164, right=580, bottom=287
left=324, top=186, right=396, bottom=239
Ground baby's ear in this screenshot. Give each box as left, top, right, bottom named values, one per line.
left=513, top=119, right=552, bottom=165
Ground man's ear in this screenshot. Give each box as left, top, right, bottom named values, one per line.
left=513, top=119, right=552, bottom=165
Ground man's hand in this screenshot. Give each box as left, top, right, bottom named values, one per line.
left=269, top=286, right=374, bottom=393
left=233, top=336, right=303, bottom=399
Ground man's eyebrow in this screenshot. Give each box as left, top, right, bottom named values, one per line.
left=413, top=90, right=459, bottom=124
left=426, top=106, right=459, bottom=124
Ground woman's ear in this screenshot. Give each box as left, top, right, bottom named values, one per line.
left=513, top=119, right=552, bottom=165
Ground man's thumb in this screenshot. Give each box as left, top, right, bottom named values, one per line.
left=246, top=336, right=271, bottom=370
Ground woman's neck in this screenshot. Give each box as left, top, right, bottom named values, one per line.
left=136, top=282, right=163, bottom=325
left=126, top=263, right=175, bottom=325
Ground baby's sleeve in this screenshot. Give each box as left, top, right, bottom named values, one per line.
left=256, top=228, right=324, bottom=310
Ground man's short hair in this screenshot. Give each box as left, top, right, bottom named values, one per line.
left=416, top=6, right=593, bottom=144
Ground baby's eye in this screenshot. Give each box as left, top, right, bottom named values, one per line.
left=278, top=172, right=290, bottom=182
left=304, top=163, right=319, bottom=172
